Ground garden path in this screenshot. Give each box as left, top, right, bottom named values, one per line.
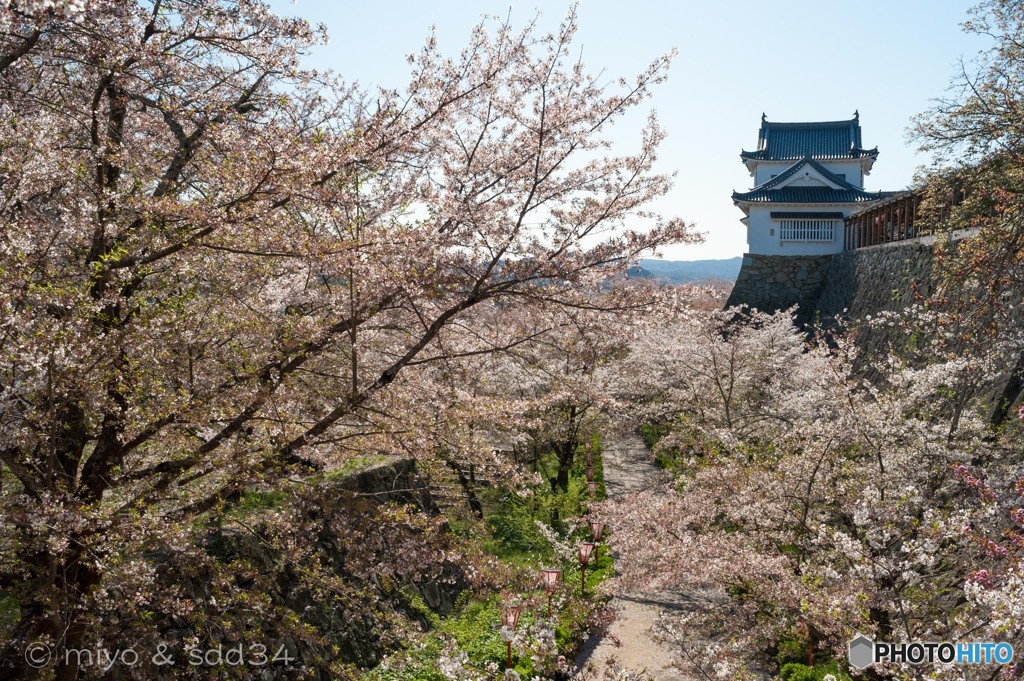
left=573, top=432, right=710, bottom=681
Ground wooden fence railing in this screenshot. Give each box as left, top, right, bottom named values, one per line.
left=844, top=186, right=969, bottom=251
left=844, top=191, right=925, bottom=251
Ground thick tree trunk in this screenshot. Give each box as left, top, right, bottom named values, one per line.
left=52, top=550, right=102, bottom=681
left=441, top=454, right=483, bottom=518
left=6, top=553, right=60, bottom=679
left=6, top=541, right=101, bottom=680
left=552, top=406, right=581, bottom=492
left=554, top=440, right=576, bottom=493
left=989, top=350, right=1024, bottom=428
left=5, top=399, right=113, bottom=680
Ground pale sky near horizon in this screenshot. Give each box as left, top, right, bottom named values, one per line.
left=269, top=1, right=989, bottom=261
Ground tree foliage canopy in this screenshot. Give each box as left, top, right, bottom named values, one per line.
left=0, top=1, right=692, bottom=677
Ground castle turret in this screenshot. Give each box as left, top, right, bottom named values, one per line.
left=732, top=113, right=890, bottom=256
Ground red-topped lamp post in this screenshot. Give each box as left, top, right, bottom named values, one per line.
left=501, top=603, right=523, bottom=670
left=588, top=519, right=604, bottom=562
left=585, top=465, right=596, bottom=482
left=578, top=542, right=596, bottom=596
left=541, top=568, right=561, bottom=617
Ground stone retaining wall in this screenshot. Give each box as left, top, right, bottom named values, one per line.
left=725, top=253, right=832, bottom=325
left=727, top=239, right=938, bottom=330
left=816, top=240, right=935, bottom=325
left=727, top=233, right=1024, bottom=422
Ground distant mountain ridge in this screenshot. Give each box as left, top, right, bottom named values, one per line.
left=638, top=257, right=742, bottom=283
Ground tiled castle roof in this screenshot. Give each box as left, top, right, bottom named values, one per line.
left=732, top=156, right=892, bottom=204
left=734, top=187, right=889, bottom=203
left=740, top=113, right=879, bottom=161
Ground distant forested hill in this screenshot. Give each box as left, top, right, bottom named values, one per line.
left=638, top=257, right=742, bottom=283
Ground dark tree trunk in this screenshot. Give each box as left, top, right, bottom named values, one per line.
left=53, top=557, right=102, bottom=681
left=554, top=440, right=576, bottom=492
left=441, top=455, right=483, bottom=519
left=552, top=406, right=580, bottom=493
left=990, top=350, right=1024, bottom=428
left=555, top=440, right=573, bottom=492
left=868, top=605, right=893, bottom=640
left=4, top=393, right=114, bottom=680
left=6, top=550, right=61, bottom=679
left=5, top=539, right=102, bottom=680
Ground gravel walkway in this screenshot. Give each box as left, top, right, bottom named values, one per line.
left=573, top=432, right=705, bottom=680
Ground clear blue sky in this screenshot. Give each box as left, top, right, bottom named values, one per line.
left=270, top=1, right=988, bottom=261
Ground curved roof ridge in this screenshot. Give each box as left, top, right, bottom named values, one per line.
left=740, top=114, right=878, bottom=161
left=765, top=118, right=859, bottom=128
left=747, top=156, right=812, bottom=191
left=740, top=147, right=879, bottom=161
left=742, top=156, right=863, bottom=193
left=731, top=187, right=893, bottom=204
left=799, top=156, right=867, bottom=191
left=732, top=156, right=890, bottom=204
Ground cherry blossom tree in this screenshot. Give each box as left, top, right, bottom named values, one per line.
left=911, top=0, right=1024, bottom=428
left=469, top=296, right=642, bottom=492
left=600, top=307, right=1022, bottom=680
left=0, top=1, right=693, bottom=677
left=404, top=284, right=668, bottom=507
left=614, top=306, right=816, bottom=441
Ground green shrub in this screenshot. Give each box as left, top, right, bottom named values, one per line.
left=229, top=490, right=285, bottom=516
left=779, top=660, right=852, bottom=681
left=640, top=422, right=670, bottom=449
left=776, top=637, right=810, bottom=666
left=0, top=593, right=18, bottom=630
left=367, top=435, right=612, bottom=679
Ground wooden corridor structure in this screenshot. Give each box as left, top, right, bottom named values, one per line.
left=844, top=191, right=926, bottom=251
left=843, top=187, right=968, bottom=251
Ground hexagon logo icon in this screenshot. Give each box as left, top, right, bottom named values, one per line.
left=848, top=634, right=875, bottom=669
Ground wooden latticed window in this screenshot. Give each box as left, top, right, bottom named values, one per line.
left=777, top=218, right=837, bottom=241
